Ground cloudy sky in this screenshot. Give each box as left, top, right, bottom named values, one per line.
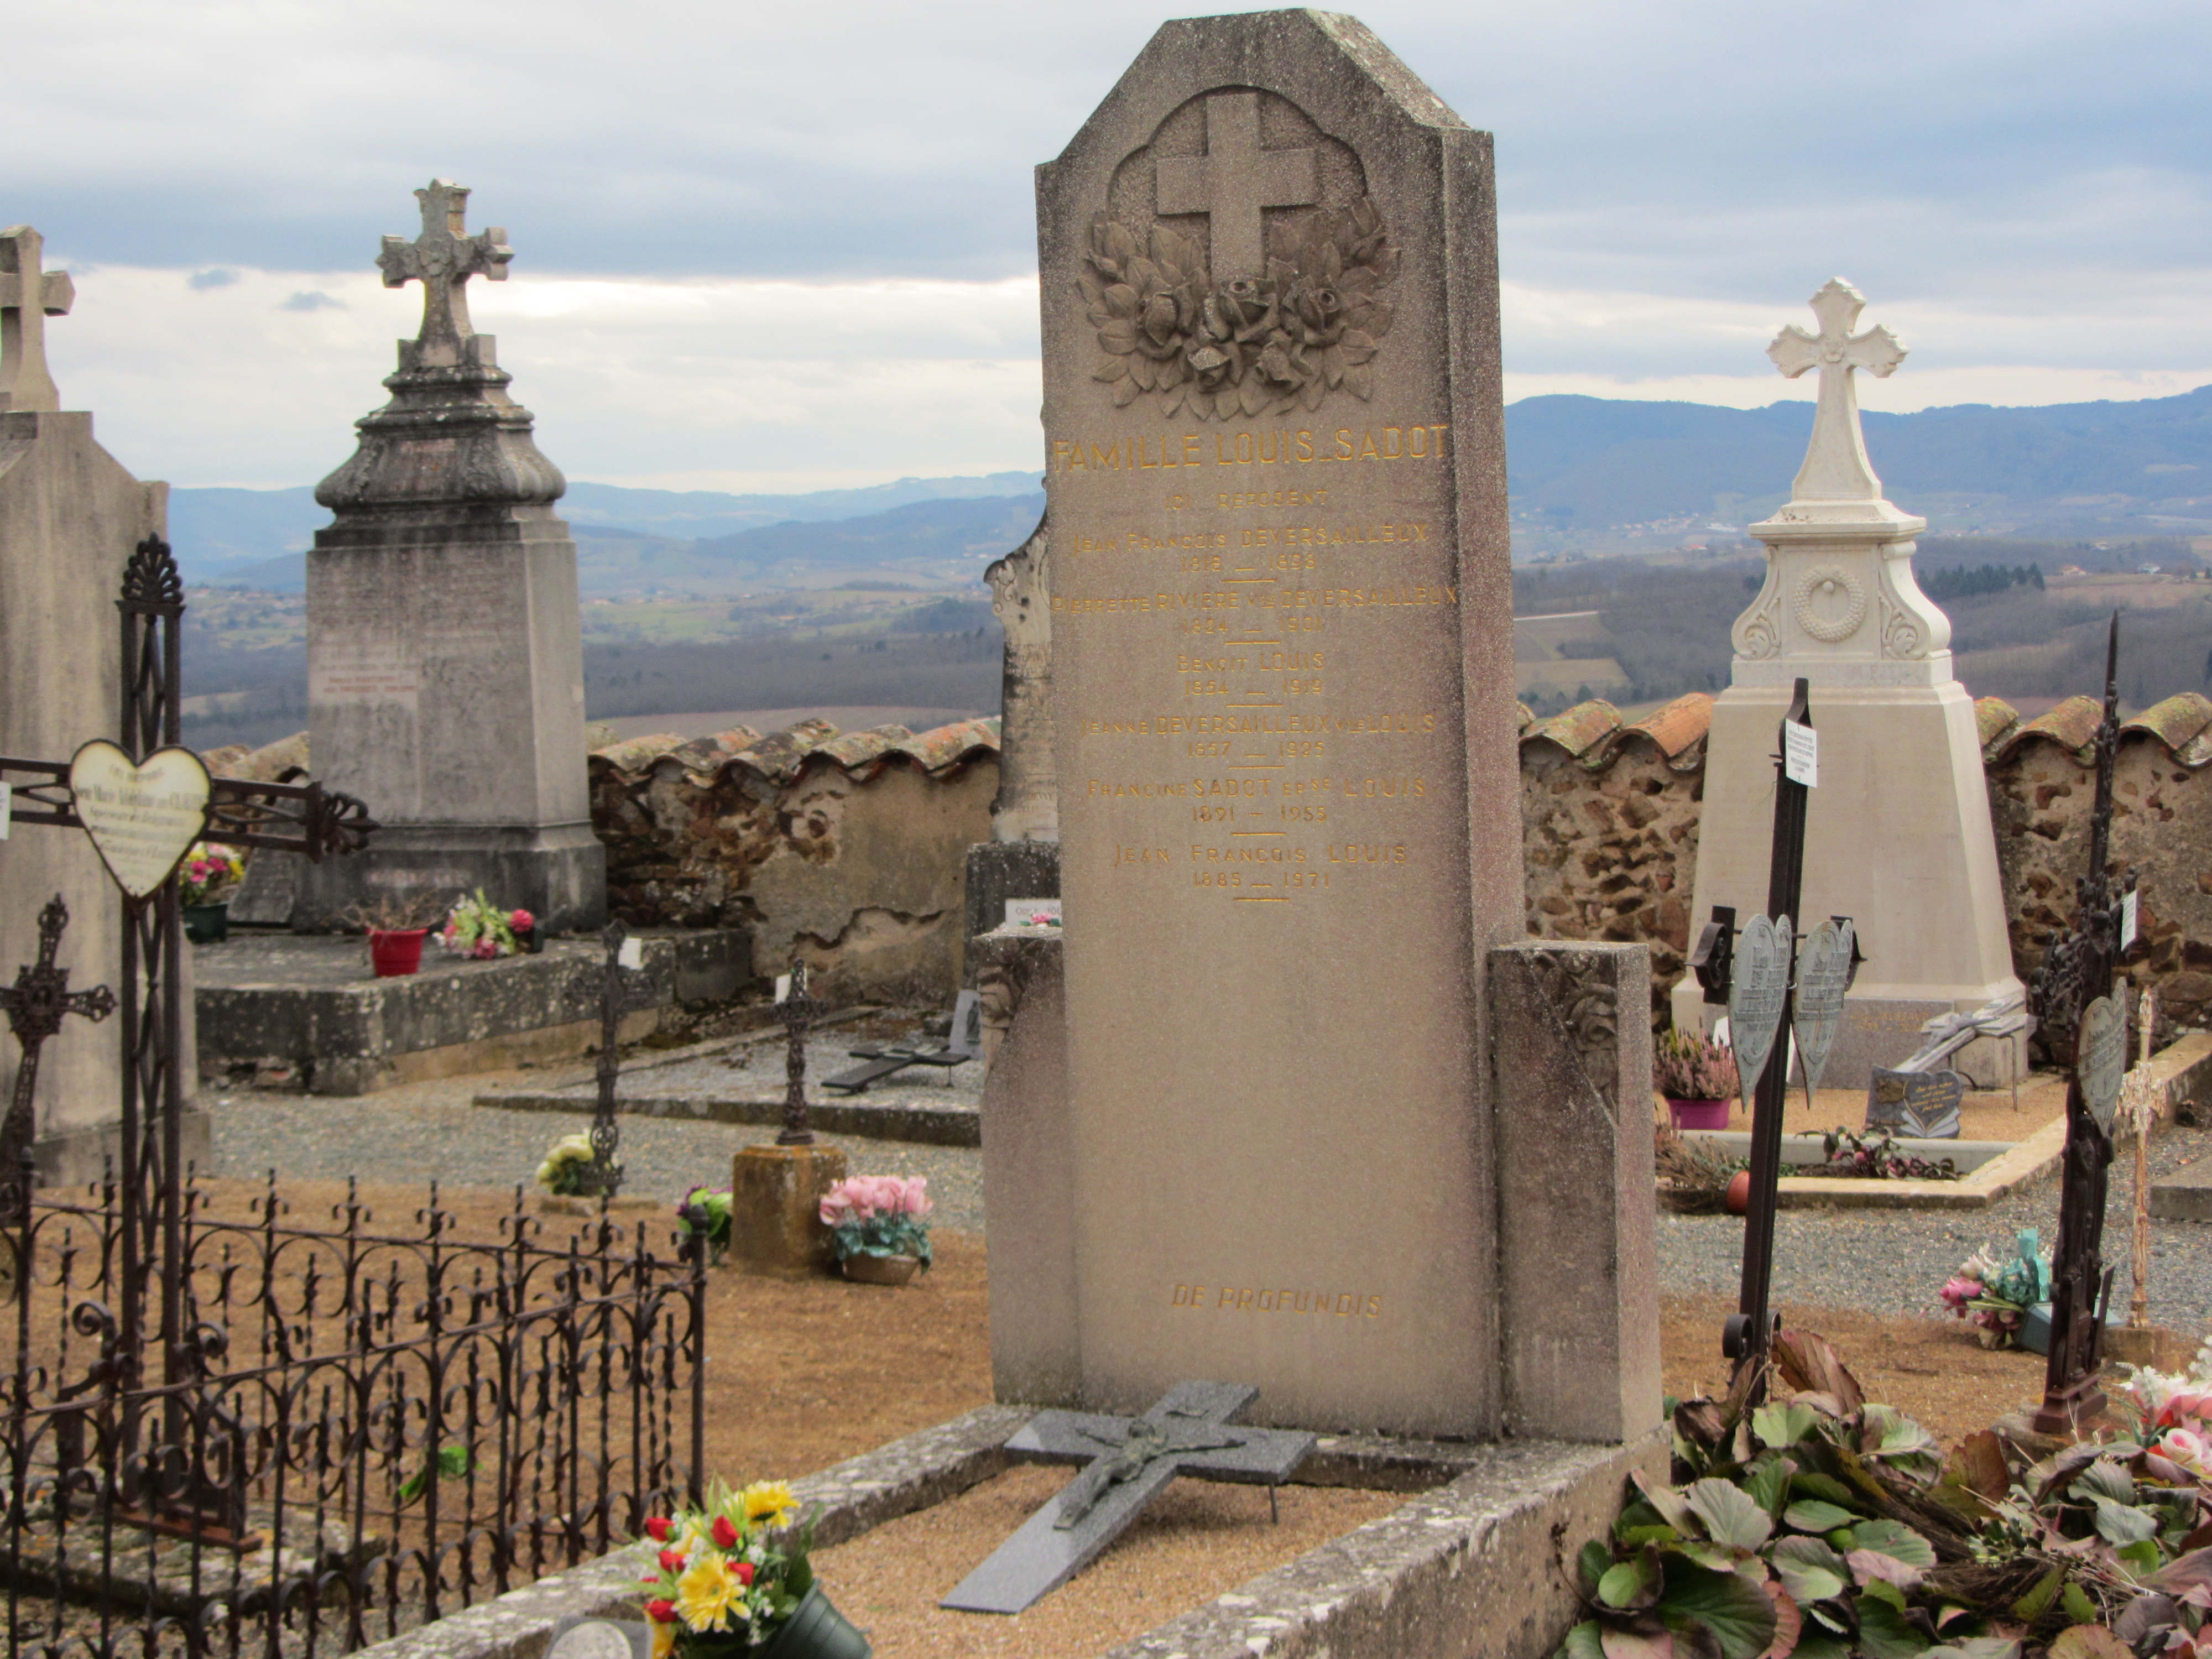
left=14, top=0, right=2211, bottom=491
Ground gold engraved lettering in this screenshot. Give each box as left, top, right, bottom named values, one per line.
left=1175, top=1281, right=1383, bottom=1317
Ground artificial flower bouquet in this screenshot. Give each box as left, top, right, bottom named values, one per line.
left=817, top=1175, right=932, bottom=1271
left=180, top=842, right=247, bottom=906
left=441, top=890, right=535, bottom=959
left=535, top=1133, right=613, bottom=1196
left=2126, top=1344, right=2212, bottom=1476
left=640, top=1479, right=867, bottom=1657
left=677, top=1185, right=733, bottom=1263
left=1937, top=1227, right=2052, bottom=1348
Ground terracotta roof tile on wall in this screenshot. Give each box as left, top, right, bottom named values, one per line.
left=1626, top=692, right=1715, bottom=768
left=1985, top=692, right=2212, bottom=771
left=1522, top=700, right=1622, bottom=760
left=1974, top=696, right=2021, bottom=755
left=2126, top=692, right=2212, bottom=766
left=1514, top=693, right=1713, bottom=774
left=1992, top=695, right=2103, bottom=764
left=588, top=716, right=1001, bottom=790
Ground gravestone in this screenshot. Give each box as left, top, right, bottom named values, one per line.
left=1864, top=1068, right=1965, bottom=1139
left=1671, top=280, right=2022, bottom=1088
left=0, top=226, right=196, bottom=1183
left=293, top=181, right=604, bottom=933
left=964, top=515, right=1062, bottom=969
left=1032, top=13, right=1548, bottom=1438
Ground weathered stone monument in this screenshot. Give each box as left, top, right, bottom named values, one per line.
left=1671, top=280, right=2022, bottom=1085
left=963, top=514, right=1061, bottom=947
left=294, top=181, right=604, bottom=932
left=991, top=10, right=1654, bottom=1442
left=0, top=225, right=191, bottom=1180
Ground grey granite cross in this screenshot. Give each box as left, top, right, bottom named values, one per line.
left=1157, top=91, right=1319, bottom=279
left=941, top=1380, right=1314, bottom=1615
left=376, top=179, right=512, bottom=363
left=0, top=225, right=76, bottom=413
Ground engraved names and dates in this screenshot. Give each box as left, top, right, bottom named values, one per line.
left=1053, top=418, right=1455, bottom=907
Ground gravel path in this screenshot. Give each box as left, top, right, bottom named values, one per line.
left=210, top=1067, right=2212, bottom=1341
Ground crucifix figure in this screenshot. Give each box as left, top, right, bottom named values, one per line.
left=1767, top=279, right=1906, bottom=506
left=0, top=895, right=115, bottom=1224
left=776, top=961, right=824, bottom=1146
left=1157, top=91, right=1320, bottom=279
left=376, top=179, right=512, bottom=365
left=0, top=225, right=76, bottom=414
left=942, top=1380, right=1314, bottom=1615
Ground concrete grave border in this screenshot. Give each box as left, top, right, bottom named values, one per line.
left=351, top=1406, right=1661, bottom=1659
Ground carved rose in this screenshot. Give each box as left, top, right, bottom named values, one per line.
left=1083, top=199, right=1397, bottom=421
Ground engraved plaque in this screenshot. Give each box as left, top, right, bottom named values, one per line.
left=2077, top=994, right=2126, bottom=1134
left=1865, top=1068, right=1965, bottom=1139
left=1728, top=914, right=1791, bottom=1105
left=1792, top=919, right=1854, bottom=1095
left=68, top=740, right=212, bottom=900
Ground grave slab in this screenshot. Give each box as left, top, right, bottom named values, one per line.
left=195, top=928, right=748, bottom=1094
left=2151, top=1160, right=2212, bottom=1223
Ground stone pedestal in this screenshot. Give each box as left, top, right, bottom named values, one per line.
left=962, top=842, right=1061, bottom=970
left=729, top=1143, right=848, bottom=1277
left=291, top=181, right=604, bottom=935
left=1671, top=281, right=2022, bottom=1088
left=1490, top=941, right=1661, bottom=1442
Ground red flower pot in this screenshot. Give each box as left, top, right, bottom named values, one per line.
left=1667, top=1097, right=1732, bottom=1131
left=369, top=928, right=430, bottom=978
left=1724, top=1170, right=1752, bottom=1215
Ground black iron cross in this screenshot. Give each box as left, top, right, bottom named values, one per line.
left=940, top=1381, right=1314, bottom=1615
left=2031, top=613, right=2136, bottom=1433
left=0, top=895, right=115, bottom=1224
left=572, top=919, right=656, bottom=1198
left=776, top=961, right=825, bottom=1146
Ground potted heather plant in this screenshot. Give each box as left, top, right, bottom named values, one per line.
left=640, top=1479, right=869, bottom=1658
left=818, top=1175, right=932, bottom=1286
left=1653, top=1026, right=1739, bottom=1130
left=180, top=842, right=246, bottom=943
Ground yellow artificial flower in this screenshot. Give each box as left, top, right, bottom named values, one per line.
left=651, top=1619, right=675, bottom=1659
left=742, top=1480, right=797, bottom=1528
left=675, top=1554, right=743, bottom=1632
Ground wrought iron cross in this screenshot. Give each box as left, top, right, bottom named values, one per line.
left=1767, top=279, right=1906, bottom=504
left=0, top=895, right=116, bottom=1223
left=0, top=224, right=76, bottom=414
left=573, top=920, right=656, bottom=1198
left=777, top=961, right=824, bottom=1146
left=1155, top=91, right=1320, bottom=279
left=376, top=179, right=512, bottom=362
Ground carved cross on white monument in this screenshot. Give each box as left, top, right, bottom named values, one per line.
left=375, top=179, right=512, bottom=365
left=1157, top=91, right=1320, bottom=279
left=1767, top=278, right=1906, bottom=505
left=0, top=226, right=77, bottom=415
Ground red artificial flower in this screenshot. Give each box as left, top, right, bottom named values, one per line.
left=512, top=909, right=535, bottom=931
left=712, top=1515, right=739, bottom=1549
left=734, top=1561, right=755, bottom=1587
left=644, top=1517, right=673, bottom=1541
left=645, top=1600, right=677, bottom=1624
left=659, top=1548, right=686, bottom=1573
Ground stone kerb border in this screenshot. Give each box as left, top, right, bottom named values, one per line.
left=352, top=1405, right=1663, bottom=1659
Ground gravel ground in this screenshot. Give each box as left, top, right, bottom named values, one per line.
left=210, top=1061, right=2212, bottom=1338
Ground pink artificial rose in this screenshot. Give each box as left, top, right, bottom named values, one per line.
left=2161, top=1390, right=2212, bottom=1431
left=473, top=938, right=497, bottom=959
left=1938, top=1276, right=1981, bottom=1313
left=819, top=1183, right=858, bottom=1226
left=2160, top=1427, right=2211, bottom=1473
left=512, top=909, right=535, bottom=931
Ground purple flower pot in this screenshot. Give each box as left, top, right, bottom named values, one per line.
left=1667, top=1097, right=1731, bottom=1131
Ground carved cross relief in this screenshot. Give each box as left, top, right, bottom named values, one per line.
left=1156, top=91, right=1319, bottom=278
left=0, top=226, right=77, bottom=414
left=1767, top=278, right=1906, bottom=504
left=376, top=180, right=512, bottom=366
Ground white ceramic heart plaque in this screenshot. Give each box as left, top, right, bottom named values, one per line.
left=1728, top=913, right=1791, bottom=1105
left=69, top=740, right=212, bottom=900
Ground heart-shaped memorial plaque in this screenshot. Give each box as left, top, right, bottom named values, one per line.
left=68, top=740, right=211, bottom=900
left=2076, top=994, right=2126, bottom=1135
left=1728, top=913, right=1791, bottom=1106
left=1792, top=919, right=1855, bottom=1097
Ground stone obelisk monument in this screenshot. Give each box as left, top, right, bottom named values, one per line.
left=295, top=181, right=604, bottom=932
left=0, top=225, right=192, bottom=1180
left=1672, top=279, right=2021, bottom=1084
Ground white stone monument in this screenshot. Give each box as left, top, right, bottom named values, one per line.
left=1671, top=279, right=2022, bottom=1086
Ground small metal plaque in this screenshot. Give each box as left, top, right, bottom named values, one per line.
left=1792, top=920, right=1854, bottom=1094
left=2078, top=994, right=2126, bottom=1133
left=1783, top=723, right=1818, bottom=788
left=1865, top=1068, right=1965, bottom=1139
left=1728, top=914, right=1791, bottom=1105
left=545, top=1619, right=649, bottom=1659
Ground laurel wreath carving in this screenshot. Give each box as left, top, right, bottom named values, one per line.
left=1083, top=201, right=1398, bottom=421
left=1793, top=566, right=1867, bottom=643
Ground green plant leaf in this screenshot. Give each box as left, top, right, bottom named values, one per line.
left=2074, top=1459, right=2135, bottom=1505
left=2091, top=1495, right=2159, bottom=1547
left=1744, top=1456, right=1796, bottom=1519
left=1790, top=1473, right=1859, bottom=1509
left=1783, top=1500, right=1855, bottom=1534
left=1851, top=1520, right=1936, bottom=1569
left=1754, top=1404, right=1818, bottom=1450
left=1559, top=1621, right=1607, bottom=1659
left=1855, top=1590, right=1932, bottom=1659
left=1688, top=1478, right=1775, bottom=1551
left=2010, top=1565, right=2065, bottom=1623
left=2048, top=1629, right=2132, bottom=1659
left=1925, top=1642, right=2021, bottom=1659
left=1861, top=1405, right=1938, bottom=1461
left=1861, top=1577, right=1906, bottom=1611
left=1673, top=1540, right=1745, bottom=1573
left=1850, top=1546, right=1927, bottom=1592
left=1634, top=1471, right=1699, bottom=1535
left=1580, top=1540, right=1615, bottom=1597
left=1656, top=1564, right=1778, bottom=1659
left=1600, top=1548, right=1663, bottom=1613
left=2060, top=1582, right=2098, bottom=1624
left=1620, top=1525, right=1681, bottom=1550
left=1791, top=1636, right=1852, bottom=1659
left=1767, top=1536, right=1850, bottom=1605
left=2119, top=1538, right=2162, bottom=1574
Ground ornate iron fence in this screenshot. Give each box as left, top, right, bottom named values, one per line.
left=2, top=1173, right=706, bottom=1657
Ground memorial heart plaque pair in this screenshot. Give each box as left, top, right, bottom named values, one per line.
left=65, top=740, right=212, bottom=900
left=1725, top=916, right=1858, bottom=1106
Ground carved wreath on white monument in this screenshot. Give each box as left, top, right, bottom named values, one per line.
left=1792, top=566, right=1867, bottom=643
left=1083, top=202, right=1398, bottom=421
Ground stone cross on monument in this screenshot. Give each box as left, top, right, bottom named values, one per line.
left=1157, top=91, right=1319, bottom=278
left=0, top=225, right=76, bottom=414
left=377, top=180, right=513, bottom=365
left=1766, top=278, right=1907, bottom=512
